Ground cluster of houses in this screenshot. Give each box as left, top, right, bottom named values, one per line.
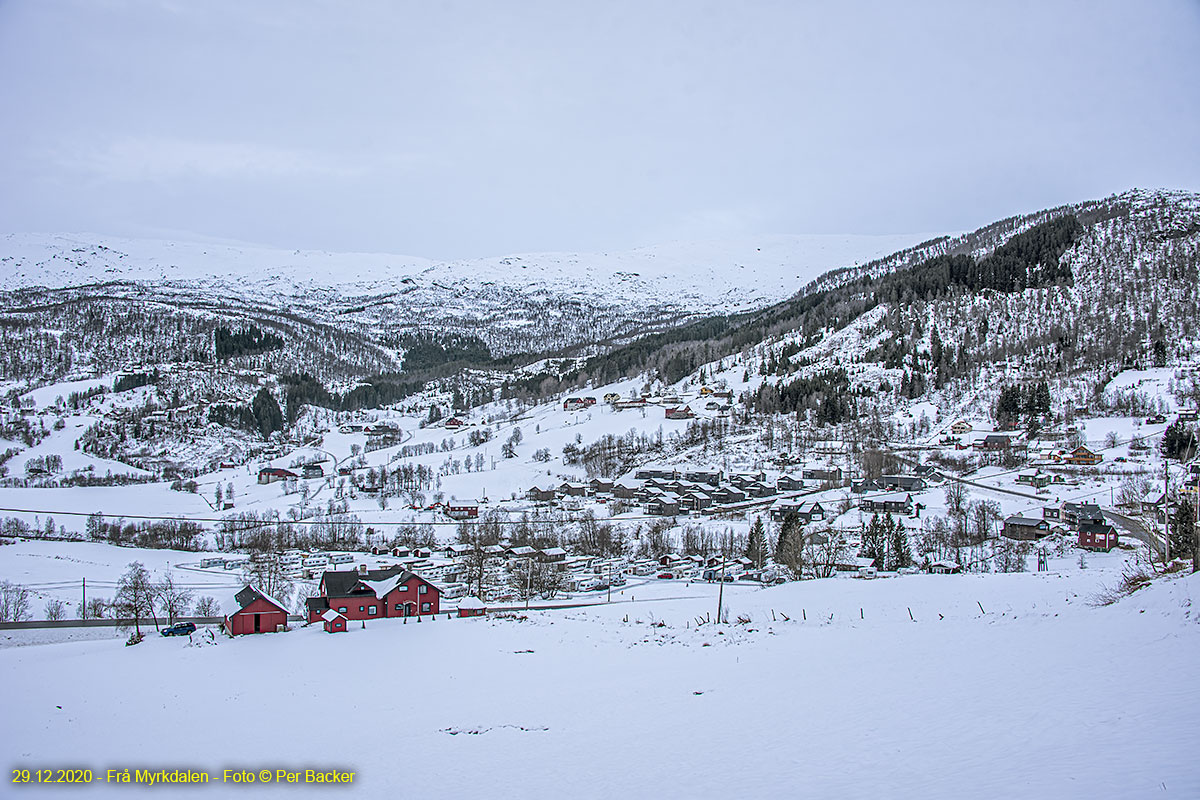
left=526, top=464, right=846, bottom=516
left=1002, top=500, right=1120, bottom=551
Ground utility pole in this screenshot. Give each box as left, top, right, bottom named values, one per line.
left=1164, top=461, right=1171, bottom=566
left=81, top=577, right=86, bottom=619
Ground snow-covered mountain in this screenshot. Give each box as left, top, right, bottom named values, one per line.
left=0, top=231, right=930, bottom=309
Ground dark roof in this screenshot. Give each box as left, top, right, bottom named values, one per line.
left=321, top=566, right=402, bottom=597
left=306, top=596, right=329, bottom=613
left=234, top=585, right=287, bottom=612
left=1079, top=521, right=1116, bottom=535
left=320, top=566, right=429, bottom=599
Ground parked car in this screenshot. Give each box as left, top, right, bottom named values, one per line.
left=161, top=622, right=197, bottom=637
left=657, top=572, right=675, bottom=579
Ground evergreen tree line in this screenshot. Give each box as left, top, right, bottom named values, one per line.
left=280, top=372, right=425, bottom=423
left=993, top=380, right=1052, bottom=432
left=113, top=370, right=158, bottom=393
left=214, top=324, right=285, bottom=359
left=207, top=387, right=285, bottom=439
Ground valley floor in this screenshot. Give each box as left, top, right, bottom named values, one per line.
left=3, top=564, right=1198, bottom=799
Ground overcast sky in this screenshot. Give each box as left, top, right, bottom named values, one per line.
left=1, top=0, right=1197, bottom=259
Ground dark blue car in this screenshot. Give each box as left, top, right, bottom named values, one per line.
left=161, top=622, right=197, bottom=637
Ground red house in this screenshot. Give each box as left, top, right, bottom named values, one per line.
left=257, top=467, right=298, bottom=484
left=1079, top=521, right=1119, bottom=552
left=225, top=586, right=290, bottom=635
left=321, top=608, right=347, bottom=633
left=445, top=504, right=479, bottom=520
left=305, top=566, right=441, bottom=623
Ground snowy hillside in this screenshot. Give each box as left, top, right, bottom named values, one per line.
left=0, top=231, right=929, bottom=362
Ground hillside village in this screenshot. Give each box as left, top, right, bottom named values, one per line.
left=1, top=194, right=1198, bottom=800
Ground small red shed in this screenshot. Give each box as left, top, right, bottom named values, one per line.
left=321, top=608, right=347, bottom=633
left=456, top=596, right=486, bottom=618
left=225, top=586, right=290, bottom=635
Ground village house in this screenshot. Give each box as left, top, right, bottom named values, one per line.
left=257, top=467, right=298, bottom=484
left=612, top=479, right=643, bottom=499
left=683, top=469, right=723, bottom=486
left=880, top=474, right=927, bottom=492
left=589, top=477, right=614, bottom=494
left=851, top=478, right=885, bottom=494
left=305, top=566, right=441, bottom=622
left=665, top=406, right=695, bottom=420
left=1003, top=514, right=1051, bottom=540
left=526, top=484, right=558, bottom=502
left=975, top=434, right=1016, bottom=452
left=1078, top=520, right=1119, bottom=551
left=709, top=486, right=747, bottom=505
left=1062, top=501, right=1105, bottom=529
left=776, top=473, right=804, bottom=491
left=950, top=420, right=973, bottom=435
left=801, top=465, right=844, bottom=484
left=1063, top=445, right=1103, bottom=466
left=225, top=586, right=290, bottom=635
left=860, top=493, right=914, bottom=515
left=648, top=493, right=681, bottom=516
left=445, top=503, right=479, bottom=520
left=1016, top=471, right=1051, bottom=488
left=635, top=467, right=679, bottom=481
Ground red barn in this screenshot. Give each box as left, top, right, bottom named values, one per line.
left=225, top=586, right=290, bottom=635
left=305, top=566, right=441, bottom=623
left=321, top=608, right=347, bottom=633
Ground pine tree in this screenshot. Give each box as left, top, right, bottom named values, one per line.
left=1170, top=497, right=1196, bottom=561
left=860, top=514, right=884, bottom=568
left=888, top=519, right=913, bottom=570
left=746, top=517, right=768, bottom=568
left=251, top=388, right=284, bottom=440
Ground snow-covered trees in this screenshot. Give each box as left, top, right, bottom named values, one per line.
left=241, top=553, right=293, bottom=608
left=156, top=574, right=193, bottom=625
left=112, top=562, right=156, bottom=635
left=193, top=596, right=219, bottom=617
left=0, top=581, right=32, bottom=622
left=745, top=517, right=768, bottom=569
left=44, top=598, right=66, bottom=621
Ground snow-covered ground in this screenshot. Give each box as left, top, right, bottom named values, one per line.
left=2, top=560, right=1197, bottom=799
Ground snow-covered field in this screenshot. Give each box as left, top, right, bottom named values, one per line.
left=3, top=560, right=1197, bottom=799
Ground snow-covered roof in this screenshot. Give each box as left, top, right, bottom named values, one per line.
left=362, top=574, right=406, bottom=599
left=321, top=608, right=345, bottom=622
left=457, top=596, right=485, bottom=610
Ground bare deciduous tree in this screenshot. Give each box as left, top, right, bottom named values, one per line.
left=0, top=581, right=32, bottom=622
left=193, top=596, right=219, bottom=617
left=156, top=573, right=193, bottom=624
left=44, top=598, right=66, bottom=621
left=112, top=562, right=156, bottom=635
